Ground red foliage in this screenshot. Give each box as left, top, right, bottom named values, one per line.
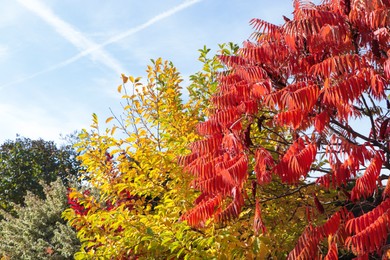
left=345, top=198, right=390, bottom=255
left=254, top=148, right=274, bottom=185
left=180, top=0, right=390, bottom=258
left=274, top=138, right=317, bottom=183
left=67, top=189, right=138, bottom=217
left=67, top=189, right=90, bottom=216
left=253, top=199, right=267, bottom=235
left=288, top=207, right=352, bottom=259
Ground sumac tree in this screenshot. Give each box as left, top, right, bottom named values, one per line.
left=179, top=0, right=390, bottom=258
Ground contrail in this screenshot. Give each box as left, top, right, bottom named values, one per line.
left=1, top=0, right=203, bottom=89
left=15, top=0, right=125, bottom=75
left=67, top=0, right=204, bottom=61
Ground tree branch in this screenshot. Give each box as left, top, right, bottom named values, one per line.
left=259, top=182, right=315, bottom=203
left=360, top=95, right=377, bottom=140
left=330, top=119, right=390, bottom=155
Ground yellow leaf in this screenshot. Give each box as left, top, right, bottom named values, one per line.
left=106, top=117, right=114, bottom=124
left=111, top=126, right=117, bottom=136
left=92, top=113, right=98, bottom=126
left=129, top=75, right=135, bottom=83
left=121, top=74, right=128, bottom=83
left=135, top=76, right=142, bottom=83
left=118, top=84, right=122, bottom=93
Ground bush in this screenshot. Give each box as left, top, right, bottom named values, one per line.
left=0, top=179, right=80, bottom=259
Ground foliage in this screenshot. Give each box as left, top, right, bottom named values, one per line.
left=179, top=0, right=390, bottom=258
left=0, top=179, right=80, bottom=259
left=188, top=43, right=239, bottom=119
left=65, top=42, right=321, bottom=258
left=0, top=136, right=81, bottom=215
left=65, top=45, right=281, bottom=259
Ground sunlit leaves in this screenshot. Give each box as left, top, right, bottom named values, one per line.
left=65, top=44, right=272, bottom=259
left=181, top=0, right=390, bottom=258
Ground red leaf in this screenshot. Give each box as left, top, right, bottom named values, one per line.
left=314, top=111, right=330, bottom=133
left=350, top=152, right=384, bottom=201
left=324, top=240, right=338, bottom=260
left=274, top=139, right=317, bottom=183
left=314, top=193, right=325, bottom=214
left=254, top=147, right=274, bottom=185
left=253, top=199, right=267, bottom=235
left=180, top=194, right=222, bottom=227
left=382, top=175, right=390, bottom=199
left=345, top=198, right=390, bottom=255
left=215, top=187, right=245, bottom=223
left=379, top=118, right=390, bottom=141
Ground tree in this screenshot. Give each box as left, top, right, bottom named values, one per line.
left=0, top=136, right=81, bottom=214
left=65, top=45, right=288, bottom=259
left=0, top=179, right=80, bottom=259
left=64, top=56, right=210, bottom=259
left=179, top=0, right=390, bottom=258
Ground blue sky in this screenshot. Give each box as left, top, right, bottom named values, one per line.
left=0, top=0, right=294, bottom=144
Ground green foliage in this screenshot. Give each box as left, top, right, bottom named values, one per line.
left=0, top=179, right=80, bottom=259
left=188, top=43, right=239, bottom=119
left=0, top=136, right=81, bottom=215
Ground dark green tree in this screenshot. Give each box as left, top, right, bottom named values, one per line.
left=0, top=136, right=81, bottom=214
left=0, top=179, right=80, bottom=259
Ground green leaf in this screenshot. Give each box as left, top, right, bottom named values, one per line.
left=146, top=227, right=154, bottom=236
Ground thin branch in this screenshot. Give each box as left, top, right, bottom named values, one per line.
left=360, top=95, right=377, bottom=140
left=330, top=119, right=390, bottom=154
left=109, top=107, right=132, bottom=138
left=259, top=182, right=315, bottom=203
left=261, top=124, right=292, bottom=145
left=310, top=167, right=331, bottom=175
left=328, top=123, right=357, bottom=145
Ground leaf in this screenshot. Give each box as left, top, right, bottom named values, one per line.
left=105, top=117, right=114, bottom=124
left=180, top=194, right=222, bottom=227
left=129, top=75, right=135, bottom=83
left=110, top=126, right=118, bottom=136
left=379, top=118, right=390, bottom=140
left=324, top=240, right=338, bottom=260
left=345, top=206, right=390, bottom=255
left=314, top=111, right=330, bottom=133
left=254, top=147, right=274, bottom=185
left=92, top=113, right=98, bottom=127
left=253, top=199, right=267, bottom=235
left=350, top=152, right=384, bottom=201
left=288, top=208, right=350, bottom=259
left=121, top=74, right=128, bottom=84
left=313, top=193, right=325, bottom=214
left=274, top=138, right=317, bottom=183
left=310, top=54, right=363, bottom=78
